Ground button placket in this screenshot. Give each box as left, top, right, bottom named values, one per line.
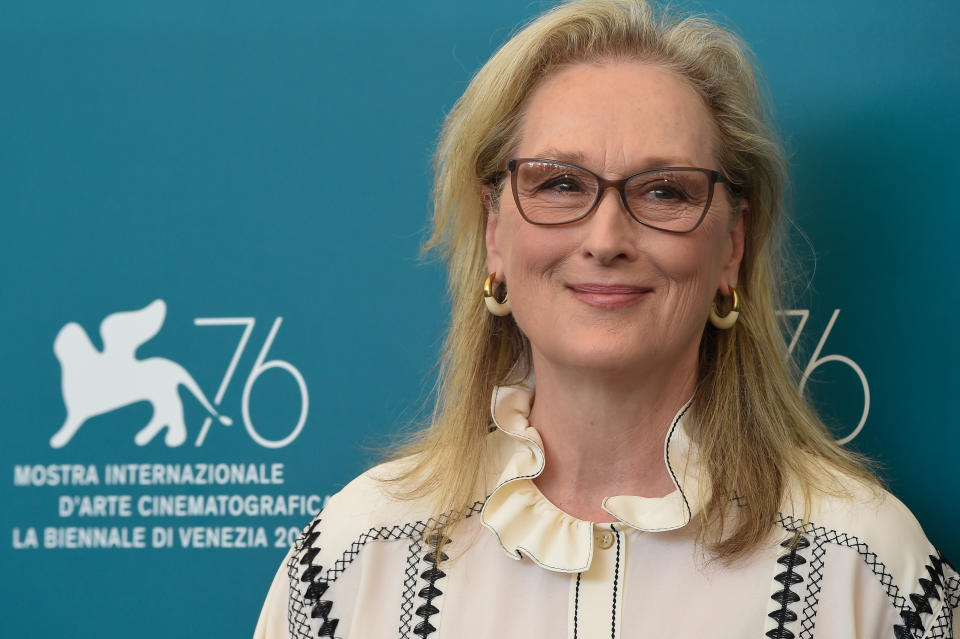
left=568, top=526, right=625, bottom=639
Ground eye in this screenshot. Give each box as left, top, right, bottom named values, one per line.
left=540, top=174, right=585, bottom=193
left=627, top=177, right=692, bottom=203
left=649, top=185, right=685, bottom=200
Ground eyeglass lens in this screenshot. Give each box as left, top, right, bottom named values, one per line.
left=513, top=160, right=712, bottom=232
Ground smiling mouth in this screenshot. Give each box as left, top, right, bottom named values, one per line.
left=567, top=283, right=652, bottom=309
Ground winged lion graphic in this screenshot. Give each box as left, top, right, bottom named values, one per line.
left=50, top=299, right=232, bottom=448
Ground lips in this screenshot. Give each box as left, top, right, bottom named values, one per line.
left=568, top=284, right=650, bottom=294
left=567, top=283, right=652, bottom=309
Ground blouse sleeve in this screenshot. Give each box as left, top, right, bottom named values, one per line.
left=253, top=550, right=293, bottom=639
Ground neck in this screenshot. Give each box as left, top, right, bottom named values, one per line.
left=528, top=349, right=698, bottom=523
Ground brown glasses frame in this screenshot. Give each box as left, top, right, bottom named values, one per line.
left=505, top=158, right=741, bottom=234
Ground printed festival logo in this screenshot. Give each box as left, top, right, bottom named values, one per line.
left=49, top=299, right=309, bottom=449
left=779, top=309, right=870, bottom=444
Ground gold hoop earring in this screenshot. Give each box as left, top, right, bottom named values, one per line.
left=709, top=287, right=740, bottom=329
left=483, top=273, right=511, bottom=316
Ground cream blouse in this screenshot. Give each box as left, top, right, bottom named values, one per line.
left=254, top=382, right=958, bottom=638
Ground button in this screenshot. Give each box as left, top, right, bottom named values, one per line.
left=596, top=530, right=615, bottom=550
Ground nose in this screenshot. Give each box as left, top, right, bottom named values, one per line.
left=580, top=186, right=638, bottom=265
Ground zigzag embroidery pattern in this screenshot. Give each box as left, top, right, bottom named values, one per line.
left=287, top=501, right=485, bottom=639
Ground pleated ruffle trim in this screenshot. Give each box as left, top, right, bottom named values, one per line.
left=479, top=382, right=705, bottom=573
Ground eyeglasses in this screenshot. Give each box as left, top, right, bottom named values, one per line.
left=503, top=158, right=739, bottom=233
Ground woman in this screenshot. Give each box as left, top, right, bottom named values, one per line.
left=255, top=1, right=958, bottom=637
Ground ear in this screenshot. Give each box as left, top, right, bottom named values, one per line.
left=718, top=201, right=747, bottom=295
left=483, top=186, right=504, bottom=279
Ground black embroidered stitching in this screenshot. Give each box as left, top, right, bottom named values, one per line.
left=778, top=514, right=905, bottom=609
left=610, top=528, right=621, bottom=639
left=938, top=554, right=960, bottom=638
left=287, top=544, right=310, bottom=638
left=893, top=551, right=956, bottom=639
left=661, top=401, right=693, bottom=527
left=766, top=534, right=809, bottom=639
left=413, top=532, right=449, bottom=638
left=299, top=531, right=338, bottom=638
left=288, top=501, right=483, bottom=639
left=399, top=537, right=422, bottom=638
left=287, top=516, right=321, bottom=639
left=798, top=536, right=826, bottom=639
left=777, top=515, right=959, bottom=639
left=947, top=575, right=960, bottom=609
left=926, top=594, right=955, bottom=639
left=310, top=591, right=339, bottom=639
left=573, top=572, right=582, bottom=639
left=322, top=500, right=484, bottom=582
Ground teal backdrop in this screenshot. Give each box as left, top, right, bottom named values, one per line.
left=1, top=1, right=957, bottom=637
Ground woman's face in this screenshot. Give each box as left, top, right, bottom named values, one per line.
left=486, top=61, right=745, bottom=375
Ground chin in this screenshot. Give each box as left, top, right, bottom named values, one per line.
left=540, top=336, right=653, bottom=373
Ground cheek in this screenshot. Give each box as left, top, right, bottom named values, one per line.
left=653, top=221, right=729, bottom=305
left=498, top=217, right=570, bottom=287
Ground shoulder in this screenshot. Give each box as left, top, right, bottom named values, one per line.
left=291, top=455, right=484, bottom=582
left=777, top=469, right=958, bottom=635
left=253, top=458, right=454, bottom=639
left=779, top=472, right=929, bottom=558
left=778, top=467, right=939, bottom=562
left=297, top=456, right=441, bottom=571
left=254, top=458, right=434, bottom=639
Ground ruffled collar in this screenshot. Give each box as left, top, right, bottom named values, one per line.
left=479, top=381, right=706, bottom=573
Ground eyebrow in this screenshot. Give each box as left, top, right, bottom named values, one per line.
left=530, top=148, right=587, bottom=166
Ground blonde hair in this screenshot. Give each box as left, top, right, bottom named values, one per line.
left=385, top=0, right=877, bottom=561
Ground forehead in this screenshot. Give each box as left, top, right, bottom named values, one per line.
left=517, top=61, right=718, bottom=173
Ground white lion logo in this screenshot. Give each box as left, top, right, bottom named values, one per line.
left=50, top=299, right=232, bottom=448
